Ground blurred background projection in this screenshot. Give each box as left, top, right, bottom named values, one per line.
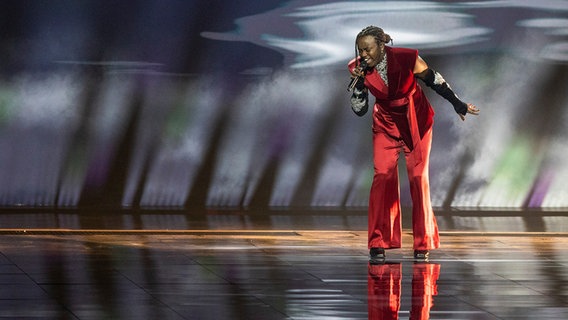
left=0, top=0, right=567, bottom=210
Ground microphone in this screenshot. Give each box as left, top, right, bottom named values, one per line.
left=347, top=60, right=368, bottom=91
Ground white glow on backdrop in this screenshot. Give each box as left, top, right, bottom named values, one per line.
left=205, top=70, right=338, bottom=207
left=518, top=18, right=568, bottom=30
left=122, top=79, right=176, bottom=207
left=0, top=74, right=82, bottom=206
left=311, top=159, right=355, bottom=207
left=517, top=18, right=568, bottom=62
left=458, top=57, right=559, bottom=208
left=203, top=0, right=568, bottom=208
left=310, top=100, right=371, bottom=207
left=136, top=80, right=224, bottom=207
left=202, top=1, right=568, bottom=68
left=541, top=42, right=568, bottom=61
left=119, top=77, right=227, bottom=208
left=204, top=2, right=492, bottom=68
left=204, top=81, right=273, bottom=207
left=58, top=75, right=137, bottom=206
left=427, top=53, right=554, bottom=207
left=468, top=0, right=568, bottom=11
left=13, top=74, right=82, bottom=128
left=1, top=0, right=568, bottom=210
left=540, top=98, right=568, bottom=207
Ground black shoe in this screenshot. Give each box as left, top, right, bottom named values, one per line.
left=414, top=250, right=429, bottom=261
left=369, top=248, right=386, bottom=263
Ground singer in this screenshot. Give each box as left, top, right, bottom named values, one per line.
left=347, top=26, right=479, bottom=263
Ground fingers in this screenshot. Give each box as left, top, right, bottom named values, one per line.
left=467, top=103, right=480, bottom=115
left=350, top=66, right=365, bottom=78
left=460, top=103, right=479, bottom=121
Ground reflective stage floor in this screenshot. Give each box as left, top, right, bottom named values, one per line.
left=0, top=208, right=567, bottom=319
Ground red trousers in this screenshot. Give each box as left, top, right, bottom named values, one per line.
left=368, top=127, right=439, bottom=250
left=368, top=263, right=440, bottom=320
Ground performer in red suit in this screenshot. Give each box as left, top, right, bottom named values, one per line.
left=348, top=26, right=479, bottom=262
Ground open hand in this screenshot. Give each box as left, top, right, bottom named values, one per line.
left=459, top=103, right=480, bottom=121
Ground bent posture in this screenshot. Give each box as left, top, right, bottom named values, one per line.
left=348, top=26, right=479, bottom=262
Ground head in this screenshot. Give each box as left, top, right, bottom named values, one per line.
left=355, top=26, right=392, bottom=68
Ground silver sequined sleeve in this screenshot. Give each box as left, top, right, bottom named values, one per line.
left=350, top=87, right=369, bottom=116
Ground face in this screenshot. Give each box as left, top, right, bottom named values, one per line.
left=356, top=35, right=383, bottom=68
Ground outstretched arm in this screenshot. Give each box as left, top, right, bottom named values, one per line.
left=414, top=56, right=479, bottom=121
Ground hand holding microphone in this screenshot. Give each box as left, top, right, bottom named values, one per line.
left=348, top=60, right=368, bottom=91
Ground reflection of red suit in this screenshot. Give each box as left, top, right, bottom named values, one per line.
left=368, top=263, right=440, bottom=320
left=410, top=263, right=440, bottom=320
left=348, top=46, right=439, bottom=251
left=367, top=263, right=401, bottom=320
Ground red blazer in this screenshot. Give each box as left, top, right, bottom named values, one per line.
left=349, top=46, right=435, bottom=150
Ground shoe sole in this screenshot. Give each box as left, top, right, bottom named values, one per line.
left=369, top=256, right=386, bottom=264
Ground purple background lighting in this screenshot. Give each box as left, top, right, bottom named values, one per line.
left=0, top=0, right=567, bottom=210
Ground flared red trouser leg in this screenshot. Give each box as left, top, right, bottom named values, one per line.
left=405, top=128, right=439, bottom=250
left=368, top=128, right=439, bottom=250
left=368, top=131, right=403, bottom=249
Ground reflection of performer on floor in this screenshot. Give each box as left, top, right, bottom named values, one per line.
left=347, top=26, right=479, bottom=262
left=368, top=263, right=441, bottom=320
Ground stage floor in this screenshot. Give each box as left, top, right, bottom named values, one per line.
left=0, top=209, right=567, bottom=319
